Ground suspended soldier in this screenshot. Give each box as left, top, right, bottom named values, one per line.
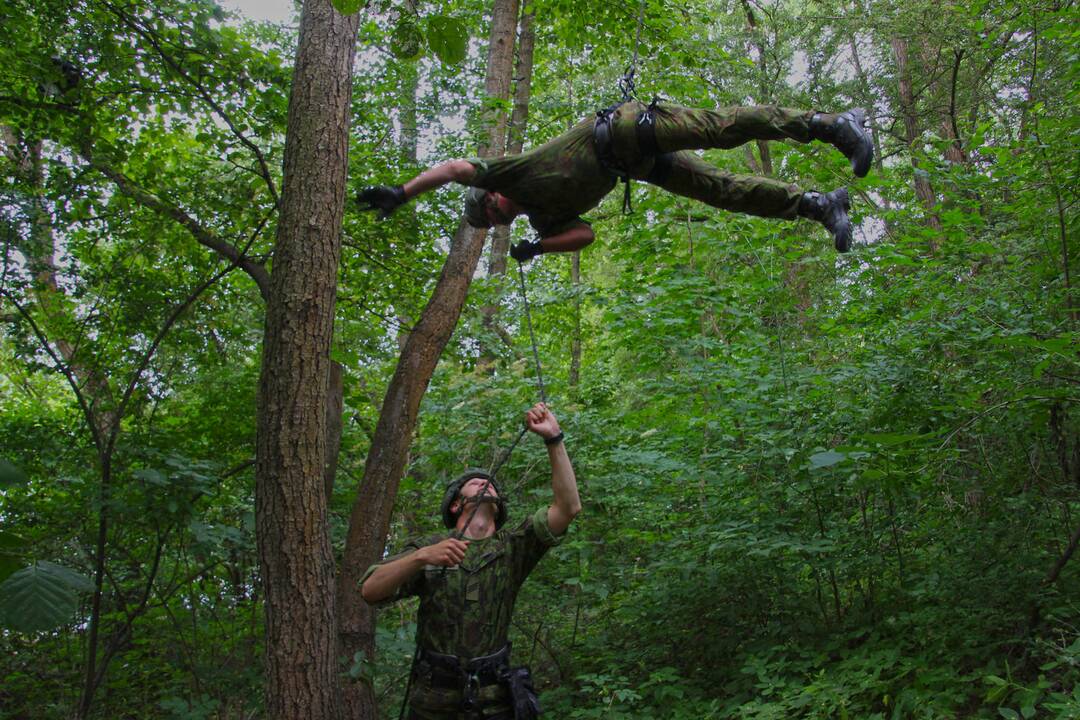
left=359, top=403, right=580, bottom=720
left=358, top=102, right=873, bottom=255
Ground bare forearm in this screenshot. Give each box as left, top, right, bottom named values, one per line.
left=403, top=160, right=476, bottom=199
left=546, top=440, right=581, bottom=535
left=538, top=224, right=595, bottom=254
left=360, top=552, right=425, bottom=604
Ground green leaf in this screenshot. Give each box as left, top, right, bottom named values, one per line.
left=0, top=458, right=29, bottom=489
left=426, top=15, right=467, bottom=65
left=330, top=0, right=364, bottom=15
left=809, top=450, right=846, bottom=469
left=0, top=532, right=25, bottom=584
left=134, top=468, right=168, bottom=486
left=390, top=19, right=424, bottom=60
left=998, top=708, right=1020, bottom=720
left=0, top=561, right=93, bottom=633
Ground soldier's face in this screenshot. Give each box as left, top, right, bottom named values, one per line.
left=452, top=477, right=498, bottom=515
left=485, top=193, right=516, bottom=226
left=459, top=477, right=498, bottom=501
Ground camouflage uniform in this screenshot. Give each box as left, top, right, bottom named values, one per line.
left=466, top=101, right=813, bottom=237
left=360, top=507, right=564, bottom=720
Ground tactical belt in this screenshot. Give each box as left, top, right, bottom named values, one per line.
left=416, top=644, right=511, bottom=711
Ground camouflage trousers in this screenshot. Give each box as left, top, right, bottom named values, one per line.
left=609, top=101, right=814, bottom=220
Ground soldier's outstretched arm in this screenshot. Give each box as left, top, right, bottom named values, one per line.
left=357, top=160, right=477, bottom=218
left=524, top=403, right=581, bottom=535
left=360, top=538, right=469, bottom=604
left=403, top=160, right=477, bottom=198
left=511, top=222, right=595, bottom=263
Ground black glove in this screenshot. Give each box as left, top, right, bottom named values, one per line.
left=509, top=239, right=544, bottom=263
left=357, top=184, right=407, bottom=218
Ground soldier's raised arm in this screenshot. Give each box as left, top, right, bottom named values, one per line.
left=523, top=403, right=581, bottom=535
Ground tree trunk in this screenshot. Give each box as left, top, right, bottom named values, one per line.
left=486, top=5, right=536, bottom=279
left=255, top=1, right=358, bottom=718
left=478, top=0, right=527, bottom=365
left=324, top=361, right=344, bottom=501
left=891, top=36, right=943, bottom=240
left=740, top=0, right=773, bottom=176
left=336, top=2, right=522, bottom=717
left=337, top=220, right=488, bottom=719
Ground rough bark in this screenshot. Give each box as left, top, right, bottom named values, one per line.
left=254, top=1, right=358, bottom=718
left=324, top=361, right=345, bottom=501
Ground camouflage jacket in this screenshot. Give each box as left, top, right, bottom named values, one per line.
left=360, top=506, right=564, bottom=659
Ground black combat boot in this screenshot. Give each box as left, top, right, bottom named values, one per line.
left=799, top=188, right=853, bottom=252
left=809, top=108, right=873, bottom=178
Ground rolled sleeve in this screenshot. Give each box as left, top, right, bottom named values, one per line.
left=465, top=158, right=489, bottom=185
left=357, top=541, right=427, bottom=607
left=530, top=506, right=566, bottom=547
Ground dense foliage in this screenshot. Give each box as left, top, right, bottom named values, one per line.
left=2, top=0, right=1079, bottom=718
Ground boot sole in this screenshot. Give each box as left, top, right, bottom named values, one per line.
left=847, top=108, right=873, bottom=178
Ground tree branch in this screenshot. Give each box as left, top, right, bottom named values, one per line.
left=105, top=1, right=280, bottom=205
left=1, top=288, right=103, bottom=453
left=78, top=143, right=271, bottom=300
left=106, top=257, right=249, bottom=457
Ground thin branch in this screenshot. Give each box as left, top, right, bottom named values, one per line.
left=106, top=248, right=252, bottom=457
left=78, top=143, right=271, bottom=300
left=105, top=1, right=280, bottom=205
left=1, top=289, right=103, bottom=453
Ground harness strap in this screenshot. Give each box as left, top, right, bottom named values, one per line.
left=593, top=98, right=664, bottom=215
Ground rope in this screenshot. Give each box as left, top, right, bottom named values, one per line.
left=619, top=0, right=649, bottom=101
left=517, top=262, right=547, bottom=405
left=454, top=259, right=548, bottom=540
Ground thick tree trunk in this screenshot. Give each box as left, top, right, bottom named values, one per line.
left=255, top=1, right=358, bottom=718
left=336, top=2, right=522, bottom=717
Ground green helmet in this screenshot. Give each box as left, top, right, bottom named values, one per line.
left=463, top=187, right=492, bottom=229
left=441, top=470, right=507, bottom=530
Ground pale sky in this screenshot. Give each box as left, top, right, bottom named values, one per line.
left=219, top=0, right=298, bottom=24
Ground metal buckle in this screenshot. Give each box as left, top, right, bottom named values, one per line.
left=461, top=671, right=480, bottom=711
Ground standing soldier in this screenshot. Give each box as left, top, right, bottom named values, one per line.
left=358, top=102, right=873, bottom=255
left=360, top=403, right=580, bottom=720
